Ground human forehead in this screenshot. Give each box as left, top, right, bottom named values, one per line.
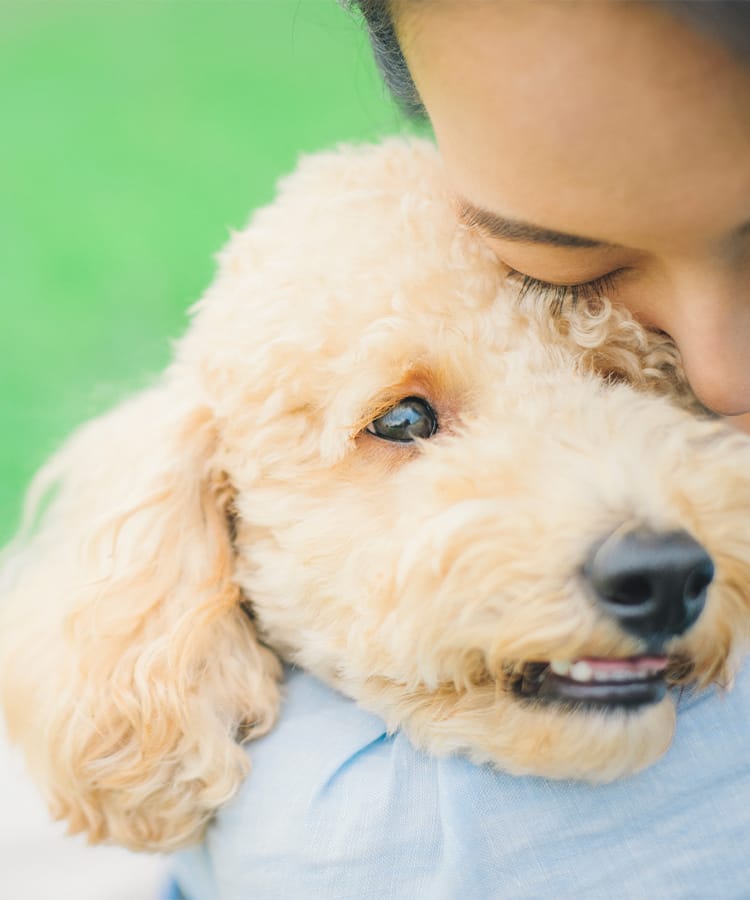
left=396, top=1, right=750, bottom=251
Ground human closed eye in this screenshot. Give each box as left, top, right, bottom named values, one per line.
left=506, top=268, right=624, bottom=315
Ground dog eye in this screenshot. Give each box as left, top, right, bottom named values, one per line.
left=366, top=397, right=438, bottom=442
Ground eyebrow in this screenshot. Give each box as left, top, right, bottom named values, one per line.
left=458, top=199, right=616, bottom=249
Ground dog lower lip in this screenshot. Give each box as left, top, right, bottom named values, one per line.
left=514, top=656, right=669, bottom=709
left=538, top=671, right=667, bottom=708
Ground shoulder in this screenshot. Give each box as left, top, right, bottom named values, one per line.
left=173, top=665, right=750, bottom=900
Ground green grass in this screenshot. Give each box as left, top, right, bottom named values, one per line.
left=0, top=0, right=417, bottom=542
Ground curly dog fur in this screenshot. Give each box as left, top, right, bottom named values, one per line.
left=2, top=139, right=750, bottom=851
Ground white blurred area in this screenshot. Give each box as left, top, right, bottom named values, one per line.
left=0, top=725, right=166, bottom=900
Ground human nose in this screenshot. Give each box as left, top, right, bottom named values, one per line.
left=651, top=268, right=750, bottom=417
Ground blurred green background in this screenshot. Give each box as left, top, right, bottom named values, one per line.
left=0, top=0, right=418, bottom=542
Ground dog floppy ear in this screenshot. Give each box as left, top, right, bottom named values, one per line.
left=0, top=380, right=282, bottom=851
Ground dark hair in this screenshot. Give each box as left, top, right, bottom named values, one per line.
left=345, top=0, right=426, bottom=117
left=346, top=0, right=750, bottom=119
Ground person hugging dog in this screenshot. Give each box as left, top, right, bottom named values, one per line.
left=2, top=3, right=749, bottom=898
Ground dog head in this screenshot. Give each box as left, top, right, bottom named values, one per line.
left=3, top=139, right=750, bottom=850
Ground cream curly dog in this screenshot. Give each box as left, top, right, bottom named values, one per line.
left=2, top=140, right=750, bottom=852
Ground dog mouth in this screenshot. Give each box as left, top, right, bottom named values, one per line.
left=510, top=656, right=670, bottom=709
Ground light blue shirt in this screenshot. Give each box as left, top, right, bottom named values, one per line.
left=173, top=664, right=750, bottom=899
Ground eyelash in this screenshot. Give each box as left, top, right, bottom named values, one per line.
left=507, top=270, right=621, bottom=315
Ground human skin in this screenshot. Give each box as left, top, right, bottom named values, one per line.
left=393, top=0, right=750, bottom=432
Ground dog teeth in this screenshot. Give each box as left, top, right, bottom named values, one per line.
left=570, top=661, right=594, bottom=682
left=608, top=668, right=649, bottom=682
left=548, top=660, right=596, bottom=682
left=547, top=658, right=666, bottom=683
left=549, top=660, right=571, bottom=676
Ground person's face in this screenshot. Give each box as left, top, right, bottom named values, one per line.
left=396, top=0, right=750, bottom=427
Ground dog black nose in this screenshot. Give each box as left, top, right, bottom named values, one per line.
left=583, top=528, right=714, bottom=641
